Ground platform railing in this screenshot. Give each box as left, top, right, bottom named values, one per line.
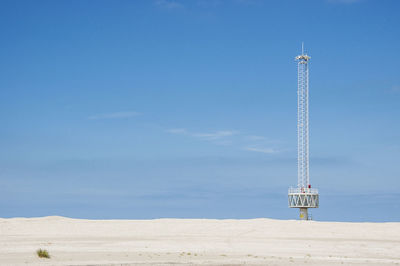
left=288, top=187, right=318, bottom=194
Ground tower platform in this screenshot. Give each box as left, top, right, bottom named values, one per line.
left=288, top=187, right=319, bottom=220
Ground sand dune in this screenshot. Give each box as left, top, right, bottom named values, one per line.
left=0, top=216, right=399, bottom=265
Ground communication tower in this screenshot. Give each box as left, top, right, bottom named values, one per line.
left=288, top=44, right=319, bottom=220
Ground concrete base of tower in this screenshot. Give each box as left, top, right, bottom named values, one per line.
left=299, top=208, right=308, bottom=220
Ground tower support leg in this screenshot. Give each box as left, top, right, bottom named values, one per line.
left=299, top=208, right=308, bottom=220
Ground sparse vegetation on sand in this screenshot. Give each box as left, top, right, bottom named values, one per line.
left=36, top=249, right=50, bottom=258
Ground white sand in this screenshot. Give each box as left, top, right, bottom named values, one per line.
left=0, top=216, right=399, bottom=265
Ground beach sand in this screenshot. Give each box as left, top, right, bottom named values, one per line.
left=0, top=216, right=399, bottom=265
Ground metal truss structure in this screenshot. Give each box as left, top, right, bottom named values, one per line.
left=288, top=44, right=319, bottom=220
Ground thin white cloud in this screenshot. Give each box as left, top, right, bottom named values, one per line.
left=244, top=146, right=277, bottom=154
left=154, top=0, right=184, bottom=10
left=168, top=128, right=237, bottom=140
left=167, top=128, right=188, bottom=134
left=168, top=128, right=282, bottom=154
left=243, top=135, right=284, bottom=145
left=193, top=130, right=237, bottom=140
left=88, top=111, right=140, bottom=120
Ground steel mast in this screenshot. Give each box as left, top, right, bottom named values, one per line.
left=288, top=43, right=319, bottom=220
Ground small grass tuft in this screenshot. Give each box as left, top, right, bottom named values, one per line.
left=36, top=249, right=50, bottom=259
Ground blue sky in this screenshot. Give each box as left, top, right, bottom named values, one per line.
left=0, top=0, right=399, bottom=221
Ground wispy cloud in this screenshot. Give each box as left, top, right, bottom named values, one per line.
left=192, top=130, right=237, bottom=140
left=88, top=111, right=140, bottom=120
left=244, top=146, right=278, bottom=154
left=167, top=128, right=188, bottom=134
left=154, top=0, right=184, bottom=10
left=168, top=128, right=283, bottom=154
left=168, top=128, right=237, bottom=140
